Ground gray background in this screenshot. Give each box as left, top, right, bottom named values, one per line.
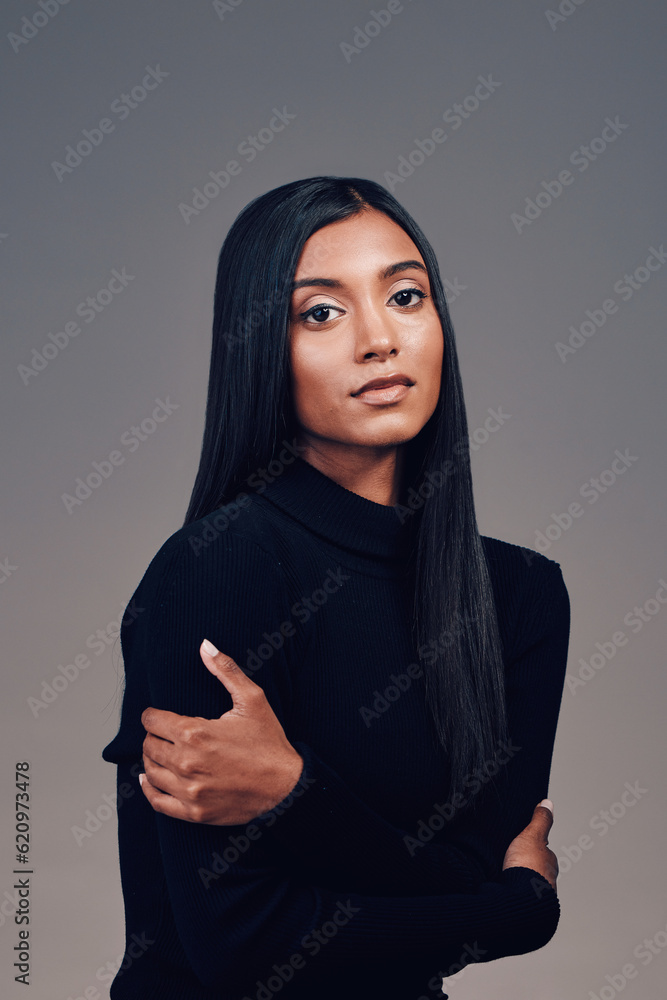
left=2, top=1, right=666, bottom=997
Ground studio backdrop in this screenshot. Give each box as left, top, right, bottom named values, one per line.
left=1, top=1, right=665, bottom=998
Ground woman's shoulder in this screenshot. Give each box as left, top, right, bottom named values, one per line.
left=128, top=495, right=286, bottom=611
left=481, top=534, right=565, bottom=583
left=480, top=534, right=570, bottom=650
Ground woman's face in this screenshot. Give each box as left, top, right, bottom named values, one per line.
left=288, top=208, right=444, bottom=460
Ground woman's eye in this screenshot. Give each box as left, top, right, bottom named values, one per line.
left=392, top=288, right=427, bottom=307
left=298, top=287, right=427, bottom=324
left=301, top=304, right=343, bottom=324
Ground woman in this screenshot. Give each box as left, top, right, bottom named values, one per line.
left=102, top=175, right=570, bottom=999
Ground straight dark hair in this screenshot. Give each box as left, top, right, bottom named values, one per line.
left=183, top=176, right=508, bottom=810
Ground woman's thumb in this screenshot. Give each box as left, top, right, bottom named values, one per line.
left=200, top=638, right=254, bottom=697
left=532, top=798, right=554, bottom=836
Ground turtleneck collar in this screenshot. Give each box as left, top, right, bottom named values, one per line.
left=257, top=456, right=417, bottom=562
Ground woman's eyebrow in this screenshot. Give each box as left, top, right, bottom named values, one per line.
left=291, top=259, right=427, bottom=291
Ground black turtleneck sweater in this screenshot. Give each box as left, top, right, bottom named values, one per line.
left=102, top=455, right=570, bottom=1000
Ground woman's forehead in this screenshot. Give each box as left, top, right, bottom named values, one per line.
left=294, top=212, right=423, bottom=278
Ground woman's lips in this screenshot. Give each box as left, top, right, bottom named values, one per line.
left=352, top=383, right=412, bottom=404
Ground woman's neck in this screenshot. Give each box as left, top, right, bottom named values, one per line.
left=294, top=437, right=406, bottom=506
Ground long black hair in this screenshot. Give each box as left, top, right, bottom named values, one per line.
left=183, top=176, right=508, bottom=810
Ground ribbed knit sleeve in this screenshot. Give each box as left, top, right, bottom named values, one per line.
left=118, top=521, right=492, bottom=900
left=430, top=554, right=571, bottom=883
left=117, top=528, right=561, bottom=996
left=253, top=548, right=570, bottom=892
left=255, top=740, right=487, bottom=894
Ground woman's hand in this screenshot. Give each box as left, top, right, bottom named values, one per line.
left=139, top=639, right=304, bottom=825
left=501, top=800, right=559, bottom=891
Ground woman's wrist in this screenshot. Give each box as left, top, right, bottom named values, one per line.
left=264, top=748, right=305, bottom=813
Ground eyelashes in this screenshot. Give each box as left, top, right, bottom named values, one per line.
left=392, top=288, right=428, bottom=308
left=298, top=287, right=429, bottom=325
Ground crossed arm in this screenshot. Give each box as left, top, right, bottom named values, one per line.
left=137, top=533, right=569, bottom=895
left=118, top=531, right=568, bottom=993
left=140, top=637, right=491, bottom=896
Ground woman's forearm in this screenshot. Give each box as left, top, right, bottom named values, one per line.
left=152, top=797, right=559, bottom=996
left=254, top=739, right=488, bottom=894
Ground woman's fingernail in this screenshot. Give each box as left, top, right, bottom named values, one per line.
left=138, top=773, right=146, bottom=787
left=202, top=638, right=220, bottom=657
left=539, top=798, right=553, bottom=813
